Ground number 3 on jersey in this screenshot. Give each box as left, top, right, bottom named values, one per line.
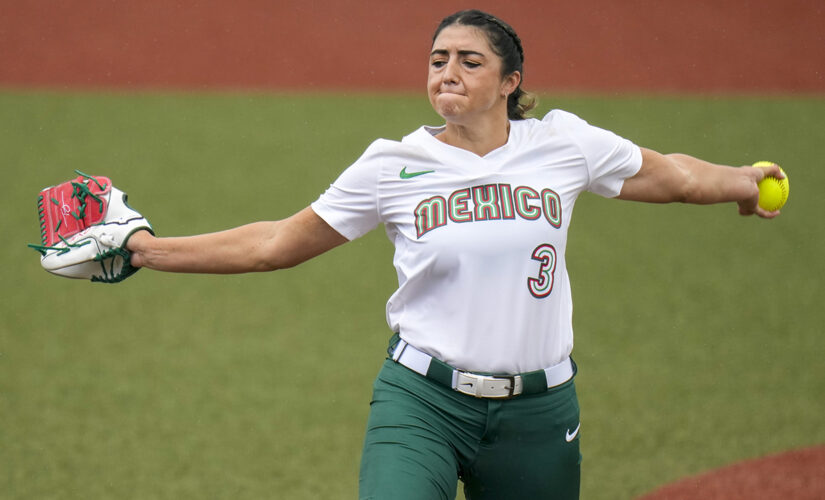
left=528, top=244, right=557, bottom=298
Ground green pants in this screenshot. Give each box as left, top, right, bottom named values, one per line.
left=359, top=359, right=581, bottom=500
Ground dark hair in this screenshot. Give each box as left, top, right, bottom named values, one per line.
left=433, top=10, right=537, bottom=120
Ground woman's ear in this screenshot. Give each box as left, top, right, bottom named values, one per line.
left=501, top=71, right=521, bottom=97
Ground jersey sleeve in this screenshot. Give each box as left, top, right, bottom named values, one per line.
left=544, top=110, right=642, bottom=198
left=310, top=140, right=385, bottom=241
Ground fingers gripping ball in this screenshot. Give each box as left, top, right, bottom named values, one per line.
left=28, top=171, right=153, bottom=283
left=753, top=161, right=789, bottom=211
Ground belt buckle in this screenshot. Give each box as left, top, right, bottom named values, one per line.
left=455, top=372, right=522, bottom=398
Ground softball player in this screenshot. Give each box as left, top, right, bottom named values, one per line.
left=127, top=9, right=783, bottom=500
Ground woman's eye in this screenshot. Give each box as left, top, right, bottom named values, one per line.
left=463, top=61, right=481, bottom=68
left=431, top=60, right=446, bottom=68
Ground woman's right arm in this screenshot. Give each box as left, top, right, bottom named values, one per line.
left=127, top=206, right=349, bottom=274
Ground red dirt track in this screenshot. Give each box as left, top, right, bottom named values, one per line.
left=638, top=446, right=825, bottom=500
left=1, top=0, right=823, bottom=93
left=2, top=1, right=823, bottom=498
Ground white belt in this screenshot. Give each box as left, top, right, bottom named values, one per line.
left=391, top=339, right=574, bottom=399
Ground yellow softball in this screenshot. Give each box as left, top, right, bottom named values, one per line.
left=753, top=161, right=789, bottom=211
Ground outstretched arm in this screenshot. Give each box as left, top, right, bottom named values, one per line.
left=617, top=148, right=784, bottom=218
left=126, top=206, right=349, bottom=274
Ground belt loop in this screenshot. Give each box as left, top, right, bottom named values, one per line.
left=387, top=332, right=402, bottom=357
left=521, top=370, right=550, bottom=395
left=425, top=356, right=457, bottom=388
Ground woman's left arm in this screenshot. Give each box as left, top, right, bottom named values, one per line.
left=617, top=148, right=784, bottom=218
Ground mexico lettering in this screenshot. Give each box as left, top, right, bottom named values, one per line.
left=414, top=183, right=562, bottom=238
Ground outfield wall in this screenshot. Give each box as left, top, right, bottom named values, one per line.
left=1, top=0, right=823, bottom=93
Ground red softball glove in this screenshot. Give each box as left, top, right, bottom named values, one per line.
left=29, top=171, right=153, bottom=283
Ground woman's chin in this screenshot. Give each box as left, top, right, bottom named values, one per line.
left=433, top=95, right=465, bottom=119
left=436, top=106, right=468, bottom=124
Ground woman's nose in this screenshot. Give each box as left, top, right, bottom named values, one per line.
left=442, top=61, right=459, bottom=84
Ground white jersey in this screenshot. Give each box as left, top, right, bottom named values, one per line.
left=311, top=110, right=642, bottom=374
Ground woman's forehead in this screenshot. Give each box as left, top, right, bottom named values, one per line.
left=431, top=25, right=492, bottom=53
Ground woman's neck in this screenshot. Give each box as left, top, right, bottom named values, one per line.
left=436, top=114, right=511, bottom=157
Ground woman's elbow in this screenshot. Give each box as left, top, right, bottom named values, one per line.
left=255, top=256, right=300, bottom=272
left=252, top=244, right=299, bottom=272
left=679, top=171, right=704, bottom=204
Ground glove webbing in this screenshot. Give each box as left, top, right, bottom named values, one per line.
left=66, top=174, right=106, bottom=221
left=29, top=170, right=109, bottom=256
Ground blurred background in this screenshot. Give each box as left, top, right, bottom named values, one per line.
left=3, top=0, right=824, bottom=93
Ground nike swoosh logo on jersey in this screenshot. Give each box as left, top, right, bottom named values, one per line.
left=400, top=167, right=435, bottom=179
left=565, top=422, right=581, bottom=442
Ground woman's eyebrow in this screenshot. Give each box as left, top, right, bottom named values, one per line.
left=430, top=49, right=486, bottom=58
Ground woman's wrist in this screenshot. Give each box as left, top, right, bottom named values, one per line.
left=126, top=229, right=155, bottom=268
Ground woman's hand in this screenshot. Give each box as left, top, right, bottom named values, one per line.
left=126, top=229, right=155, bottom=268
left=735, top=163, right=784, bottom=218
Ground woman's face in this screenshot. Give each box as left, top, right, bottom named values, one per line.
left=428, top=25, right=519, bottom=125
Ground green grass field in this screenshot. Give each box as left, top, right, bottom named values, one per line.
left=2, top=90, right=823, bottom=499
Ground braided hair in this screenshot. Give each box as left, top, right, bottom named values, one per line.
left=433, top=10, right=537, bottom=120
